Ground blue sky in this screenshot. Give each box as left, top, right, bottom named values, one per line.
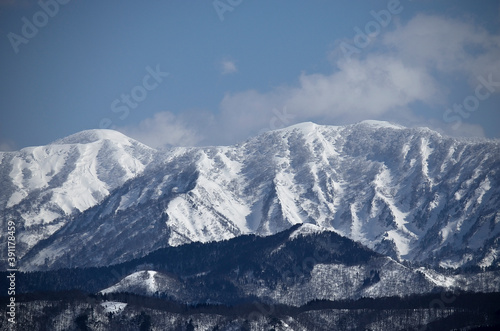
left=1, top=0, right=499, bottom=150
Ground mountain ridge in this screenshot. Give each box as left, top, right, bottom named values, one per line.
left=1, top=121, right=499, bottom=271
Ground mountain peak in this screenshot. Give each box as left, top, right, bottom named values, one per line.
left=356, top=120, right=405, bottom=129
left=52, top=129, right=137, bottom=146
left=283, top=121, right=319, bottom=131
left=275, top=120, right=406, bottom=136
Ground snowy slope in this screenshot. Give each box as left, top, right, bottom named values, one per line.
left=100, top=270, right=185, bottom=299
left=3, top=122, right=499, bottom=271
left=0, top=130, right=157, bottom=262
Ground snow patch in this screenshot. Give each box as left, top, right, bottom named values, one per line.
left=479, top=248, right=498, bottom=268
left=417, top=267, right=456, bottom=288
left=101, top=270, right=160, bottom=295
left=100, top=301, right=127, bottom=314
left=289, top=224, right=324, bottom=240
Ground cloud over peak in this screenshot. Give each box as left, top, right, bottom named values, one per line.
left=120, top=14, right=499, bottom=148
left=118, top=112, right=202, bottom=149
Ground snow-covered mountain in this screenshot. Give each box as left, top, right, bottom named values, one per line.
left=1, top=121, right=499, bottom=271
left=0, top=130, right=156, bottom=262
left=100, top=270, right=183, bottom=298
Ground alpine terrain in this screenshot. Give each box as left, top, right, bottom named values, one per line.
left=1, top=121, right=498, bottom=270
left=1, top=121, right=499, bottom=330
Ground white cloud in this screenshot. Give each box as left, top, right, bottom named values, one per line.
left=390, top=113, right=487, bottom=139
left=118, top=111, right=202, bottom=149
left=221, top=60, right=237, bottom=75
left=122, top=15, right=500, bottom=147
left=214, top=55, right=442, bottom=144
left=210, top=14, right=500, bottom=143
left=436, top=121, right=486, bottom=138
left=383, top=14, right=500, bottom=85
left=287, top=56, right=442, bottom=117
